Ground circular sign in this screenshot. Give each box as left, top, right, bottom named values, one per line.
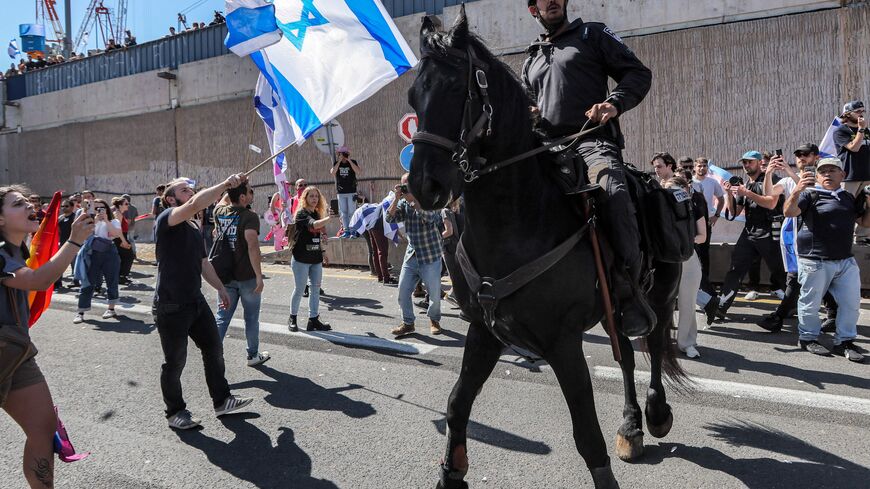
left=312, top=120, right=345, bottom=155
left=400, top=144, right=414, bottom=171
left=398, top=113, right=418, bottom=143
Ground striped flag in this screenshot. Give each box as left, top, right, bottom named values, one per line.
left=818, top=117, right=841, bottom=158
left=8, top=38, right=20, bottom=59
left=254, top=74, right=292, bottom=201
left=348, top=203, right=381, bottom=236
left=224, top=0, right=283, bottom=56
left=706, top=163, right=745, bottom=222
left=380, top=191, right=403, bottom=244
left=26, top=191, right=61, bottom=327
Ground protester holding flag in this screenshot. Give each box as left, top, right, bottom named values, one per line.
left=0, top=184, right=94, bottom=489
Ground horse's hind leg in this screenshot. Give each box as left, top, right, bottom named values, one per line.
left=613, top=333, right=644, bottom=461
left=547, top=334, right=619, bottom=489
left=436, top=322, right=504, bottom=489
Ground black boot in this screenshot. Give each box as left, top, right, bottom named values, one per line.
left=756, top=312, right=782, bottom=332
left=288, top=315, right=298, bottom=332
left=306, top=316, right=331, bottom=331
left=612, top=265, right=655, bottom=338
left=703, top=295, right=719, bottom=326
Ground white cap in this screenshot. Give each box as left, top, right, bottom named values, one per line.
left=817, top=158, right=843, bottom=171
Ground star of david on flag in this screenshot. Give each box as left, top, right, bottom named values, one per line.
left=226, top=0, right=418, bottom=147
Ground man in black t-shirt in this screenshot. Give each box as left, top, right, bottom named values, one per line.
left=55, top=199, right=77, bottom=288
left=715, top=151, right=787, bottom=317
left=330, top=145, right=362, bottom=238
left=833, top=100, right=870, bottom=243
left=154, top=173, right=253, bottom=430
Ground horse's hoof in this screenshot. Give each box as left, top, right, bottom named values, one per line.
left=614, top=432, right=644, bottom=461
left=646, top=410, right=673, bottom=439
left=435, top=480, right=469, bottom=489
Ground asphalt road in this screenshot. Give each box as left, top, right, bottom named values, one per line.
left=1, top=257, right=868, bottom=489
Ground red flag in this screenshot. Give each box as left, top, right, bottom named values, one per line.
left=26, top=191, right=62, bottom=327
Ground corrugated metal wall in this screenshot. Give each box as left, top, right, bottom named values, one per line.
left=382, top=0, right=477, bottom=17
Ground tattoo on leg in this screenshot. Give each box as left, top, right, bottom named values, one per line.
left=31, top=457, right=53, bottom=488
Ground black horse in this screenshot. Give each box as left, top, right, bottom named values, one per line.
left=407, top=9, right=686, bottom=489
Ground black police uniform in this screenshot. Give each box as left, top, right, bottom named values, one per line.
left=718, top=172, right=787, bottom=312
left=522, top=18, right=654, bottom=335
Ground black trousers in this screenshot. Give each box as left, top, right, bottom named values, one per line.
left=695, top=223, right=714, bottom=295
left=719, top=231, right=786, bottom=310
left=115, top=234, right=135, bottom=277
left=154, top=297, right=230, bottom=418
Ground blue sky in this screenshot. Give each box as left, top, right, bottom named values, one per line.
left=4, top=0, right=224, bottom=61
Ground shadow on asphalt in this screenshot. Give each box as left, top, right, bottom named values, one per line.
left=85, top=316, right=155, bottom=335
left=320, top=295, right=393, bottom=319
left=175, top=412, right=340, bottom=489
left=232, top=364, right=376, bottom=419
left=635, top=419, right=870, bottom=487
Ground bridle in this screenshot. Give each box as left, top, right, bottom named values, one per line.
left=411, top=45, right=493, bottom=183
left=411, top=44, right=606, bottom=183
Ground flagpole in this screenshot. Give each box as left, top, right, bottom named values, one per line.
left=244, top=140, right=296, bottom=177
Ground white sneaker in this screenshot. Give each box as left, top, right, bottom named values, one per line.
left=743, top=290, right=759, bottom=301
left=72, top=313, right=84, bottom=324
left=771, top=289, right=785, bottom=300
left=101, top=309, right=117, bottom=319
left=684, top=346, right=701, bottom=359
left=247, top=352, right=271, bottom=367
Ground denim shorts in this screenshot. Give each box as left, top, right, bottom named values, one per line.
left=0, top=337, right=44, bottom=408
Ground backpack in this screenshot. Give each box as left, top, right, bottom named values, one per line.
left=207, top=223, right=234, bottom=284
left=622, top=163, right=695, bottom=263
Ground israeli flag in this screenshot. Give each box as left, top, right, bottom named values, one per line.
left=348, top=203, right=381, bottom=236
left=254, top=74, right=292, bottom=201
left=707, top=163, right=745, bottom=222
left=380, top=192, right=403, bottom=244
left=225, top=0, right=283, bottom=56
left=240, top=0, right=418, bottom=146
left=818, top=117, right=841, bottom=158
left=7, top=38, right=20, bottom=59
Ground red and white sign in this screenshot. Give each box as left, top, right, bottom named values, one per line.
left=398, top=113, right=418, bottom=143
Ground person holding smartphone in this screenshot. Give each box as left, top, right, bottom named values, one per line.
left=1, top=184, right=94, bottom=489
left=833, top=100, right=870, bottom=244
left=329, top=146, right=362, bottom=238
left=72, top=199, right=123, bottom=324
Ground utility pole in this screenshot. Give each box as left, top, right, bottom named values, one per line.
left=63, top=0, right=72, bottom=57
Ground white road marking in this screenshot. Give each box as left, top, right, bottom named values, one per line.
left=50, top=295, right=438, bottom=356
left=593, top=366, right=870, bottom=416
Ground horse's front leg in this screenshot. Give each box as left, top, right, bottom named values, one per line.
left=437, top=321, right=504, bottom=489
left=643, top=262, right=681, bottom=439
left=613, top=333, right=644, bottom=461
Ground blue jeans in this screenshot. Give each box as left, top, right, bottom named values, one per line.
left=215, top=278, right=262, bottom=358
left=77, top=248, right=120, bottom=312
left=398, top=253, right=442, bottom=325
left=337, top=193, right=356, bottom=232
left=291, top=259, right=323, bottom=318
left=797, top=257, right=860, bottom=345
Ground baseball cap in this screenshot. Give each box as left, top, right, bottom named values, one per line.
left=842, top=100, right=864, bottom=115
left=336, top=145, right=350, bottom=154
left=817, top=158, right=843, bottom=171
left=793, top=143, right=819, bottom=155
left=740, top=150, right=763, bottom=161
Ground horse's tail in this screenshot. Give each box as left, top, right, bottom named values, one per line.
left=644, top=313, right=690, bottom=388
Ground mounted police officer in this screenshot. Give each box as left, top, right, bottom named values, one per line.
left=522, top=0, right=654, bottom=337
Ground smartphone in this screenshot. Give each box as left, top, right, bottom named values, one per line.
left=399, top=184, right=409, bottom=194
left=774, top=149, right=783, bottom=157
left=85, top=200, right=94, bottom=217
left=804, top=165, right=816, bottom=174
left=728, top=176, right=742, bottom=186
left=329, top=198, right=339, bottom=216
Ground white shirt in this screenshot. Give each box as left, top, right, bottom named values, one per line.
left=775, top=177, right=797, bottom=199
left=692, top=176, right=725, bottom=216
left=94, top=219, right=121, bottom=239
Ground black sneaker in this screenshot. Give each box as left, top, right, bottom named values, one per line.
left=832, top=341, right=865, bottom=363
left=799, top=340, right=831, bottom=356
left=215, top=394, right=254, bottom=417
left=756, top=313, right=782, bottom=333
left=820, top=318, right=836, bottom=333
left=168, top=410, right=201, bottom=430
left=288, top=314, right=298, bottom=332
left=703, top=297, right=719, bottom=326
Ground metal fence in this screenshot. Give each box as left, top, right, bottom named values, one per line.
left=7, top=23, right=230, bottom=101
left=376, top=0, right=477, bottom=18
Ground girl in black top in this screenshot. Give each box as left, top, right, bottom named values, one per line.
left=0, top=184, right=94, bottom=488
left=288, top=186, right=337, bottom=332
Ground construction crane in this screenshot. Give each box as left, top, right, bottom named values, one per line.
left=36, top=0, right=66, bottom=44
left=115, top=0, right=128, bottom=41
left=73, top=0, right=120, bottom=53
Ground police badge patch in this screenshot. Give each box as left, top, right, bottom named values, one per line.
left=603, top=26, right=624, bottom=44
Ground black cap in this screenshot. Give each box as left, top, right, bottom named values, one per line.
left=793, top=143, right=819, bottom=155
left=842, top=100, right=865, bottom=115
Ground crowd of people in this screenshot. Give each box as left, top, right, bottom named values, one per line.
left=649, top=99, right=869, bottom=364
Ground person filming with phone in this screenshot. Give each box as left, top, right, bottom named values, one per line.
left=712, top=151, right=787, bottom=321
left=386, top=173, right=449, bottom=337
left=833, top=100, right=870, bottom=244
left=72, top=199, right=123, bottom=324
left=783, top=157, right=870, bottom=362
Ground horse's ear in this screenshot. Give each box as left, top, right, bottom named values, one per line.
left=450, top=4, right=469, bottom=46
left=421, top=16, right=437, bottom=37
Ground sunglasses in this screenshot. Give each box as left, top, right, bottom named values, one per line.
left=794, top=151, right=811, bottom=157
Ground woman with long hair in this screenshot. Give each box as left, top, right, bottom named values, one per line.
left=287, top=186, right=336, bottom=332
left=111, top=197, right=135, bottom=284
left=264, top=192, right=287, bottom=251
left=73, top=199, right=122, bottom=323
left=0, top=184, right=93, bottom=488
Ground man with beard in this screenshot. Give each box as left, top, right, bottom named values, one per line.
left=522, top=0, right=655, bottom=337
left=833, top=100, right=870, bottom=243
